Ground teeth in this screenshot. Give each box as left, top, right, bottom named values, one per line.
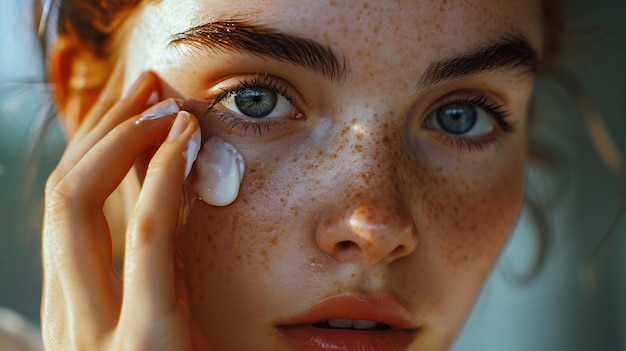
left=327, top=319, right=379, bottom=330
left=353, top=320, right=378, bottom=330
left=328, top=319, right=353, bottom=328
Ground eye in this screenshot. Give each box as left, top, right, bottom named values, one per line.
left=430, top=102, right=493, bottom=136
left=219, top=86, right=295, bottom=119
left=424, top=94, right=513, bottom=138
left=205, top=75, right=306, bottom=137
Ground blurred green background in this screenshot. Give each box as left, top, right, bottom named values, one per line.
left=1, top=1, right=625, bottom=350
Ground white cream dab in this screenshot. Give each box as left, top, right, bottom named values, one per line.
left=193, top=136, right=245, bottom=206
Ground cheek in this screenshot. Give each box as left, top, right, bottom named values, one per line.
left=403, top=132, right=527, bottom=269
left=398, top=139, right=526, bottom=330
left=174, top=161, right=313, bottom=307
left=424, top=161, right=525, bottom=268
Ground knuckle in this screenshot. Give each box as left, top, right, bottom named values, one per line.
left=45, top=179, right=76, bottom=209
left=45, top=168, right=65, bottom=191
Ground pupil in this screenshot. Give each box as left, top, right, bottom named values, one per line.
left=235, top=87, right=278, bottom=118
left=436, top=103, right=477, bottom=134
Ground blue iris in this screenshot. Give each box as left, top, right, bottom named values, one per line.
left=234, top=87, right=278, bottom=118
left=436, top=103, right=477, bottom=134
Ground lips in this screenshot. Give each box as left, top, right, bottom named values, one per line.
left=275, top=294, right=418, bottom=351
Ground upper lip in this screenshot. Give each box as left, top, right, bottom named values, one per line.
left=277, top=293, right=418, bottom=330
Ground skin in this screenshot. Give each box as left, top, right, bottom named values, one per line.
left=42, top=0, right=543, bottom=350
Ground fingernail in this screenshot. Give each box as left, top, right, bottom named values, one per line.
left=136, top=99, right=183, bottom=124
left=167, top=111, right=190, bottom=141
left=185, top=127, right=202, bottom=178
left=123, top=72, right=149, bottom=99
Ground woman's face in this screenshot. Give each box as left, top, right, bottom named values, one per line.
left=116, top=0, right=542, bottom=349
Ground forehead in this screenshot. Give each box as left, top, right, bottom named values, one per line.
left=127, top=0, right=543, bottom=90
left=154, top=0, right=543, bottom=50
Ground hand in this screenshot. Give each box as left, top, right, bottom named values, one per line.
left=41, top=72, right=198, bottom=350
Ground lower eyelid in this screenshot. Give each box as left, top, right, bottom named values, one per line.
left=207, top=108, right=292, bottom=137
left=436, top=133, right=503, bottom=152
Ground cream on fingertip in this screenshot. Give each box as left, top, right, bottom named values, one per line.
left=193, top=137, right=245, bottom=206
left=185, top=126, right=202, bottom=179
left=136, top=99, right=184, bottom=124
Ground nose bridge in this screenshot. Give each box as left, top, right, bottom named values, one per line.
left=337, top=112, right=400, bottom=184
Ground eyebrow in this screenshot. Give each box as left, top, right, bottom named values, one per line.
left=417, top=36, right=538, bottom=90
left=168, top=20, right=347, bottom=81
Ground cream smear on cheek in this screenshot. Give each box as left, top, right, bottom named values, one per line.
left=192, top=136, right=245, bottom=206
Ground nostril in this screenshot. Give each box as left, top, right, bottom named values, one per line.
left=336, top=241, right=357, bottom=251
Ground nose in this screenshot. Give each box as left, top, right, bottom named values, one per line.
left=316, top=200, right=418, bottom=267
left=313, top=114, right=418, bottom=266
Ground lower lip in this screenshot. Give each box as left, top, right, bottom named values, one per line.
left=276, top=325, right=417, bottom=351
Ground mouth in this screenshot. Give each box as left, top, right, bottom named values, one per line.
left=275, top=294, right=418, bottom=351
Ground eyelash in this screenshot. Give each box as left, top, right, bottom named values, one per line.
left=430, top=94, right=515, bottom=152
left=205, top=75, right=298, bottom=136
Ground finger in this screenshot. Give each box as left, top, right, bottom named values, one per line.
left=121, top=111, right=200, bottom=322
left=67, top=62, right=125, bottom=143
left=52, top=72, right=161, bottom=187
left=42, top=204, right=122, bottom=335
left=57, top=102, right=181, bottom=208
left=78, top=70, right=158, bottom=140
left=43, top=108, right=180, bottom=325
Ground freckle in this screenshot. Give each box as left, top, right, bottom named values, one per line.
left=274, top=156, right=280, bottom=163
left=290, top=205, right=300, bottom=217
left=270, top=236, right=278, bottom=247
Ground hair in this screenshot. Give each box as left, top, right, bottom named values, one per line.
left=35, top=0, right=141, bottom=57
left=31, top=0, right=625, bottom=286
